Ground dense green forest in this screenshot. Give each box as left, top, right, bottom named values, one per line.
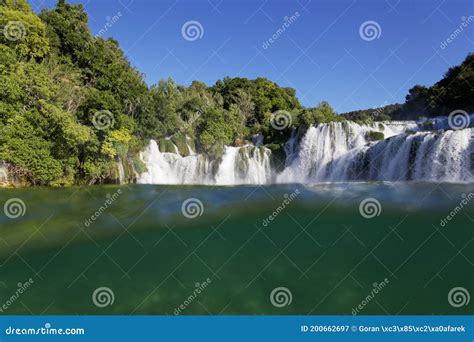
left=0, top=0, right=472, bottom=185
left=340, top=54, right=474, bottom=122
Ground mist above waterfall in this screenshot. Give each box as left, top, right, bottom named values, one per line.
left=138, top=121, right=473, bottom=185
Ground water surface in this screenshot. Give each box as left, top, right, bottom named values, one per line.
left=0, top=183, right=472, bottom=315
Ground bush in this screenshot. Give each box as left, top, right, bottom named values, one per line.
left=365, top=131, right=384, bottom=141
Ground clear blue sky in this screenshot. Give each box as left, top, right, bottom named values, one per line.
left=29, top=0, right=473, bottom=113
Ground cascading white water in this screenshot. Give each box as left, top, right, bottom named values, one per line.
left=138, top=140, right=215, bottom=184
left=277, top=121, right=419, bottom=182
left=138, top=121, right=473, bottom=185
left=117, top=158, right=125, bottom=184
left=279, top=122, right=473, bottom=183
left=215, top=146, right=272, bottom=185
left=0, top=162, right=8, bottom=182
left=138, top=140, right=272, bottom=185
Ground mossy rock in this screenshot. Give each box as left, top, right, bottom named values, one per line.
left=171, top=134, right=190, bottom=156
left=186, top=136, right=196, bottom=154
left=365, top=131, right=384, bottom=142
left=236, top=148, right=250, bottom=175
left=158, top=139, right=177, bottom=153
left=132, top=155, right=147, bottom=175
left=208, top=144, right=225, bottom=160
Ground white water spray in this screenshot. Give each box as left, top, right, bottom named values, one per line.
left=138, top=122, right=473, bottom=184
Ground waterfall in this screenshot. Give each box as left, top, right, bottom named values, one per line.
left=117, top=158, right=125, bottom=184
left=138, top=121, right=473, bottom=185
left=138, top=140, right=271, bottom=185
left=279, top=122, right=473, bottom=183
left=0, top=162, right=8, bottom=183
left=138, top=140, right=215, bottom=184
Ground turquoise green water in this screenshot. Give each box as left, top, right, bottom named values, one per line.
left=0, top=183, right=472, bottom=315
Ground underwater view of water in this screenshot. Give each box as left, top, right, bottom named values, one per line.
left=0, top=183, right=472, bottom=315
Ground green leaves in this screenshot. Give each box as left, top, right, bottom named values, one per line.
left=0, top=5, right=50, bottom=59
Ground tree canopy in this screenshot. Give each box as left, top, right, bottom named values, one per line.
left=0, top=0, right=472, bottom=185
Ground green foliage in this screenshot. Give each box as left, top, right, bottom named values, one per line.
left=0, top=2, right=50, bottom=59
left=341, top=104, right=399, bottom=123
left=197, top=108, right=235, bottom=151
left=158, top=138, right=177, bottom=153
left=300, top=101, right=338, bottom=126
left=212, top=77, right=302, bottom=125
left=344, top=54, right=474, bottom=121
left=0, top=0, right=471, bottom=186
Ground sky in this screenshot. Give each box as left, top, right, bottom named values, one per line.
left=28, top=0, right=473, bottom=113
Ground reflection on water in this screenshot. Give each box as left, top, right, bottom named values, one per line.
left=0, top=183, right=472, bottom=315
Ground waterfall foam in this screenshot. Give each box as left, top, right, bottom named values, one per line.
left=138, top=121, right=473, bottom=185
left=138, top=140, right=272, bottom=185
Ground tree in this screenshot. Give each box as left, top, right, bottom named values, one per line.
left=300, top=101, right=337, bottom=126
